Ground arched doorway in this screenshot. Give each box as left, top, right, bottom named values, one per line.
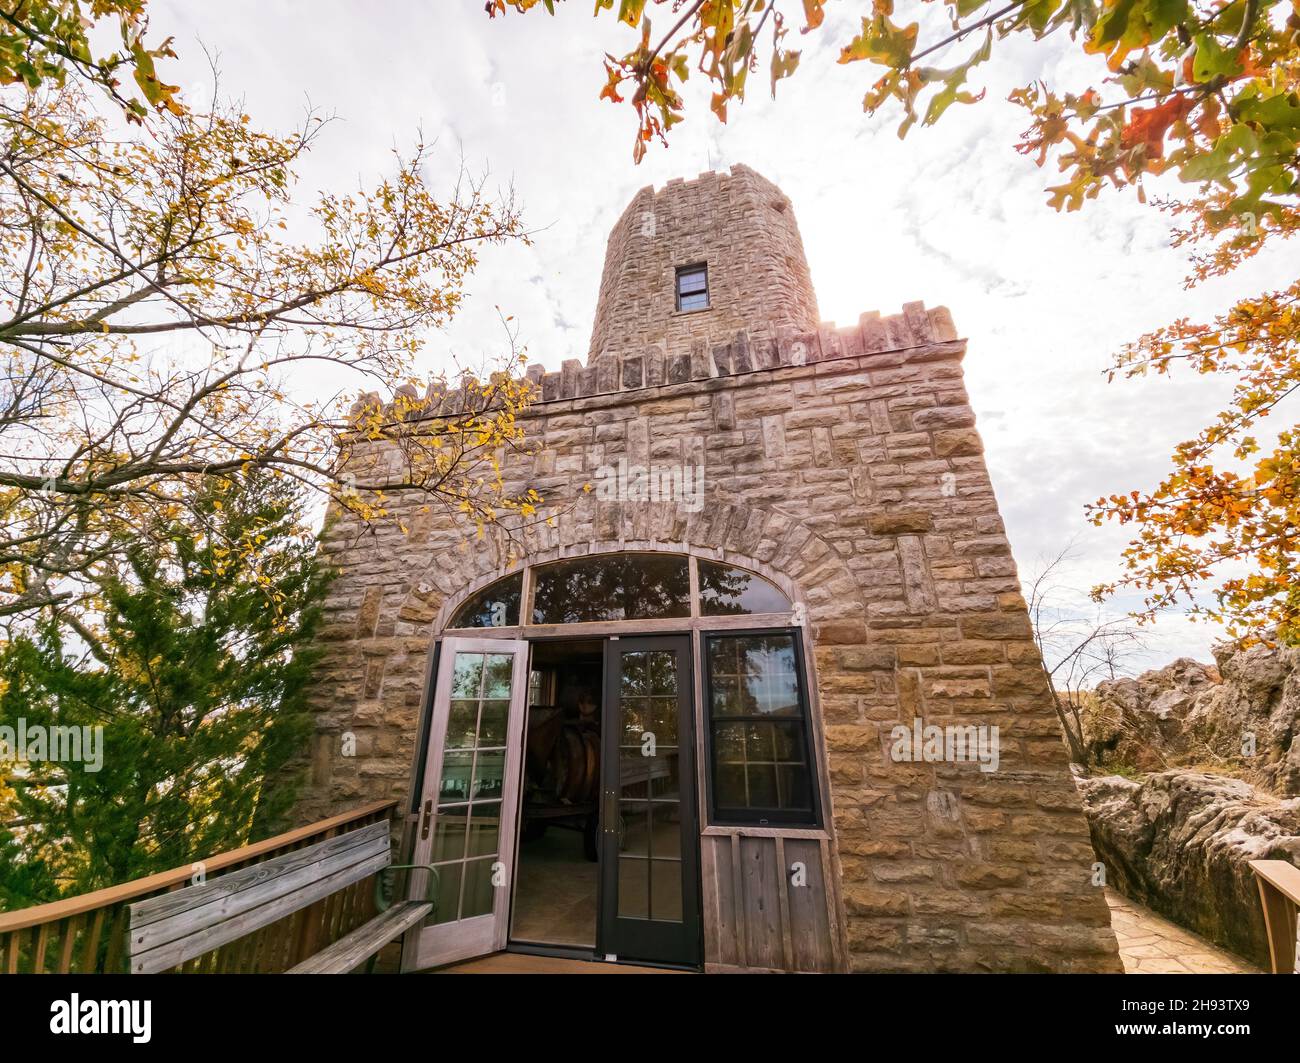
left=402, top=550, right=827, bottom=971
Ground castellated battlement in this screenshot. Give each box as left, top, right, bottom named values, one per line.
left=352, top=163, right=958, bottom=419
left=350, top=298, right=961, bottom=420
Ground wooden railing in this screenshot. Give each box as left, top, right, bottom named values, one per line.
left=1249, top=859, right=1300, bottom=975
left=0, top=800, right=398, bottom=974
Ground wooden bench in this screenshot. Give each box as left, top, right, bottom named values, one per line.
left=127, top=820, right=435, bottom=974
left=1250, top=859, right=1300, bottom=974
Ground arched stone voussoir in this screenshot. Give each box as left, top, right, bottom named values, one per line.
left=393, top=496, right=871, bottom=636
left=395, top=526, right=525, bottom=627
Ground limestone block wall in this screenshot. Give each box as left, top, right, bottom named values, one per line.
left=586, top=164, right=819, bottom=365
left=298, top=299, right=1122, bottom=974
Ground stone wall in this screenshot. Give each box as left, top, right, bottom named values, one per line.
left=586, top=164, right=819, bottom=364
left=298, top=297, right=1121, bottom=973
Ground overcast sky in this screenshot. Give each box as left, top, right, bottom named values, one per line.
left=153, top=1, right=1293, bottom=670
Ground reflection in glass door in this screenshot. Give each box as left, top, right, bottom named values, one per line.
left=405, top=637, right=528, bottom=971
left=600, top=636, right=700, bottom=966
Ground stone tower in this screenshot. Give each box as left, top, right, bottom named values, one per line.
left=587, top=164, right=819, bottom=364
left=300, top=165, right=1123, bottom=974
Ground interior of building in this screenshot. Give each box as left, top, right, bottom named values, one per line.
left=510, top=639, right=603, bottom=948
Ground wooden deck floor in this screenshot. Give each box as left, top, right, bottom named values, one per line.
left=433, top=951, right=690, bottom=974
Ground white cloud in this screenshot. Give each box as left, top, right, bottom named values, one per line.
left=153, top=1, right=1295, bottom=667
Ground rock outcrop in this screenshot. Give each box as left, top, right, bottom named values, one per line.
left=1085, top=641, right=1300, bottom=796
left=1078, top=770, right=1300, bottom=967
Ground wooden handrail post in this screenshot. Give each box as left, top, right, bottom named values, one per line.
left=1249, top=860, right=1300, bottom=974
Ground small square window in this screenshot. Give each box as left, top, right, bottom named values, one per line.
left=676, top=264, right=709, bottom=312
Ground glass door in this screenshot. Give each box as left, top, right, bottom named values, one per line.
left=600, top=636, right=701, bottom=966
left=403, top=636, right=529, bottom=970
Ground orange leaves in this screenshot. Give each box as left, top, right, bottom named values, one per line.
left=484, top=0, right=553, bottom=16
left=1085, top=0, right=1191, bottom=74
left=1236, top=49, right=1269, bottom=82
left=1194, top=92, right=1223, bottom=140
left=802, top=0, right=829, bottom=32
left=592, top=5, right=694, bottom=163
left=489, top=0, right=870, bottom=162
left=1013, top=90, right=1069, bottom=168
left=600, top=60, right=625, bottom=103
left=1119, top=92, right=1195, bottom=164
left=1095, top=280, right=1300, bottom=639
left=487, top=0, right=1300, bottom=225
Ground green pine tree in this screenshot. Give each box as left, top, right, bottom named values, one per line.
left=0, top=472, right=330, bottom=908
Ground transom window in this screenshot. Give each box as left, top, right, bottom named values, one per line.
left=698, top=559, right=791, bottom=615
left=675, top=264, right=709, bottom=312
left=440, top=556, right=819, bottom=832
left=532, top=553, right=689, bottom=624
left=448, top=571, right=522, bottom=629
left=446, top=553, right=790, bottom=630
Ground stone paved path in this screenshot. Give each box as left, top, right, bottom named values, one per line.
left=1106, top=890, right=1260, bottom=974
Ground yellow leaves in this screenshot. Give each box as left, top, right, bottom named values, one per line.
left=839, top=14, right=918, bottom=69
left=2, top=84, right=537, bottom=622
left=617, top=0, right=647, bottom=27
left=700, top=1, right=735, bottom=61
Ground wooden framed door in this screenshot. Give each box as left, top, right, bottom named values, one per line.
left=403, top=636, right=529, bottom=970
left=600, top=636, right=701, bottom=966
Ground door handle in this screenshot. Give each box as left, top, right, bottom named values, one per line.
left=420, top=798, right=434, bottom=841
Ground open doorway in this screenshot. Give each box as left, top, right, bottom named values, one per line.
left=510, top=639, right=603, bottom=949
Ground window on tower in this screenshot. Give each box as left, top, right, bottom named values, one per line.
left=675, top=264, right=709, bottom=312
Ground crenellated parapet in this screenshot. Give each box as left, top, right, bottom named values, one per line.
left=349, top=299, right=960, bottom=420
